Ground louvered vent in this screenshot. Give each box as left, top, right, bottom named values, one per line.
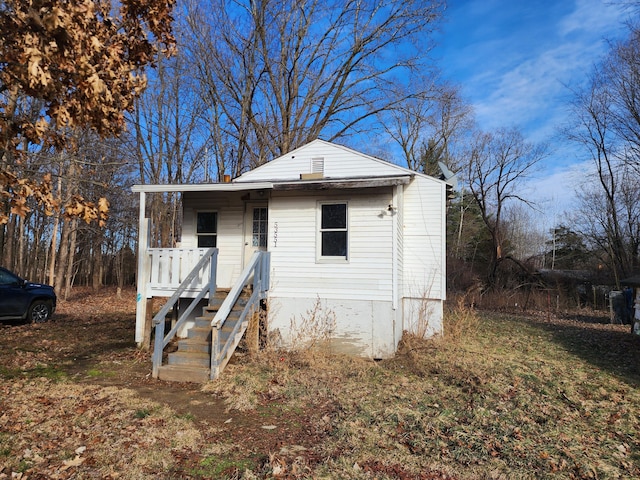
left=311, top=157, right=324, bottom=175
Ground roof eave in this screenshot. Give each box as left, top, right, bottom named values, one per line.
left=131, top=175, right=412, bottom=194
left=131, top=182, right=274, bottom=193
left=271, top=175, right=412, bottom=191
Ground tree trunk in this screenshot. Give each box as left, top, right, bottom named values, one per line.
left=17, top=214, right=26, bottom=274
left=54, top=219, right=72, bottom=297
left=92, top=230, right=104, bottom=290
left=3, top=215, right=15, bottom=270
left=64, top=219, right=78, bottom=300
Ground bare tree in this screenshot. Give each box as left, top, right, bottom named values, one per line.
left=183, top=0, right=445, bottom=175
left=464, top=127, right=547, bottom=286
left=571, top=163, right=640, bottom=283
left=383, top=81, right=473, bottom=174
left=564, top=63, right=636, bottom=284
left=125, top=45, right=208, bottom=247
left=596, top=25, right=640, bottom=171
left=502, top=204, right=548, bottom=267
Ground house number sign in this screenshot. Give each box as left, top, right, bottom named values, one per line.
left=273, top=222, right=278, bottom=247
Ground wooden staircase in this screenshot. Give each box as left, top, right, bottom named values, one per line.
left=156, top=290, right=250, bottom=383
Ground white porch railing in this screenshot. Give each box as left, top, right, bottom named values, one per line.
left=151, top=247, right=218, bottom=379
left=147, top=248, right=214, bottom=297
left=149, top=250, right=270, bottom=380
left=210, top=251, right=270, bottom=379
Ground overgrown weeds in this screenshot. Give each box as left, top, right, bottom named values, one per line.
left=288, top=295, right=337, bottom=354
left=209, top=307, right=640, bottom=479
left=443, top=297, right=480, bottom=344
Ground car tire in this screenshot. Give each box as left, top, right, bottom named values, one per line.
left=28, top=300, right=52, bottom=323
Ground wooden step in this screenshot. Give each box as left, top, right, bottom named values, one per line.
left=155, top=288, right=254, bottom=383
left=167, top=350, right=210, bottom=367
left=177, top=339, right=211, bottom=354
left=187, top=326, right=211, bottom=341
left=157, top=365, right=210, bottom=383
left=193, top=317, right=214, bottom=328
left=205, top=298, right=247, bottom=314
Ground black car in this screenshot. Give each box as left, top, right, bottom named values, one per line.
left=0, top=267, right=56, bottom=323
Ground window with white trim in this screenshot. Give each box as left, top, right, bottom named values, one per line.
left=318, top=202, right=348, bottom=260
left=196, top=211, right=217, bottom=247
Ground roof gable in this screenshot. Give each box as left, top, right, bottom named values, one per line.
left=235, top=139, right=412, bottom=182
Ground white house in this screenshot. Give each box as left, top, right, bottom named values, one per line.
left=133, top=140, right=448, bottom=379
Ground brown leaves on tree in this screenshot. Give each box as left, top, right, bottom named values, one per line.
left=0, top=0, right=175, bottom=225
left=65, top=194, right=109, bottom=227
left=0, top=171, right=109, bottom=226
left=0, top=0, right=175, bottom=139
left=0, top=170, right=58, bottom=223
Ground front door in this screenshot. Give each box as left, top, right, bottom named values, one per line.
left=243, top=203, right=268, bottom=266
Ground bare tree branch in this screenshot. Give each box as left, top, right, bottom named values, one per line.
left=182, top=0, right=444, bottom=174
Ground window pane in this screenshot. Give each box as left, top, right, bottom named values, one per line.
left=197, top=212, right=217, bottom=233
left=321, top=204, right=346, bottom=229
left=252, top=208, right=268, bottom=248
left=322, top=231, right=347, bottom=257
left=253, top=208, right=267, bottom=222
left=198, top=235, right=217, bottom=248
left=252, top=234, right=267, bottom=248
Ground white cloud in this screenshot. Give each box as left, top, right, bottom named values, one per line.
left=521, top=159, right=599, bottom=225
left=438, top=1, right=629, bottom=224
left=471, top=1, right=626, bottom=137
left=558, top=0, right=627, bottom=37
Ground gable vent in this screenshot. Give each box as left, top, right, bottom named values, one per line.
left=311, top=157, right=324, bottom=175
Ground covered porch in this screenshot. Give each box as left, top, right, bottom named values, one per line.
left=132, top=182, right=272, bottom=381
left=132, top=182, right=273, bottom=346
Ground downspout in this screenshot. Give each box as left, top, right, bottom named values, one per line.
left=135, top=192, right=148, bottom=345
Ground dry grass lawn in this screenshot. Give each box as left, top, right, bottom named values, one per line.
left=0, top=287, right=639, bottom=479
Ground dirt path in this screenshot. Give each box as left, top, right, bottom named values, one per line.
left=0, top=287, right=263, bottom=425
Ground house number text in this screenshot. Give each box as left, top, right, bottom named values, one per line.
left=273, top=222, right=278, bottom=247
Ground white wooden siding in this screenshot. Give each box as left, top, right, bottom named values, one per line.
left=393, top=184, right=404, bottom=342
left=268, top=189, right=395, bottom=302
left=182, top=191, right=245, bottom=287
left=401, top=176, right=446, bottom=301
left=236, top=139, right=407, bottom=182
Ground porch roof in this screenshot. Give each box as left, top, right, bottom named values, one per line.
left=270, top=174, right=412, bottom=190
left=131, top=182, right=274, bottom=193
left=131, top=174, right=412, bottom=194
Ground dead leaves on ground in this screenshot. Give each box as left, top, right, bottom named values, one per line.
left=0, top=381, right=207, bottom=479
left=1, top=290, right=640, bottom=479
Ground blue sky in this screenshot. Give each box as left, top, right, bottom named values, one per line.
left=433, top=0, right=629, bottom=222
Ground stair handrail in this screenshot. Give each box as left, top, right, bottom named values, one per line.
left=210, top=251, right=270, bottom=379
left=152, top=247, right=218, bottom=378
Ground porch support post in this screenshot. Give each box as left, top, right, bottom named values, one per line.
left=207, top=249, right=218, bottom=305
left=135, top=192, right=150, bottom=347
